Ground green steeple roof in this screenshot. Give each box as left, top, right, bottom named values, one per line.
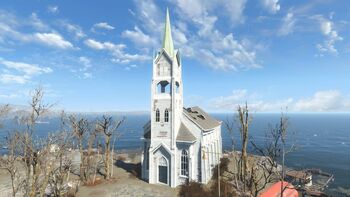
left=162, top=8, right=174, bottom=57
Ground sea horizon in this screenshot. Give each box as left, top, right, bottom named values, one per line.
left=1, top=112, right=349, bottom=196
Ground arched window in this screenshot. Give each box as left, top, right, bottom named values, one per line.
left=159, top=156, right=167, bottom=166
left=164, top=109, right=169, bottom=122
left=156, top=109, right=160, bottom=122
left=157, top=63, right=160, bottom=76
left=157, top=81, right=170, bottom=94
left=181, top=149, right=189, bottom=176
left=175, top=82, right=180, bottom=93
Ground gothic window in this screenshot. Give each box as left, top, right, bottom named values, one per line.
left=159, top=156, right=167, bottom=166
left=181, top=149, right=189, bottom=176
left=156, top=109, right=160, bottom=122
left=157, top=64, right=160, bottom=76
left=158, top=58, right=170, bottom=76
left=164, top=109, right=169, bottom=122
left=175, top=82, right=179, bottom=93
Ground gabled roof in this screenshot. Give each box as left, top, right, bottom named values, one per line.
left=143, top=120, right=151, bottom=139
left=183, top=106, right=221, bottom=131
left=176, top=123, right=196, bottom=142
left=162, top=8, right=174, bottom=58
left=144, top=130, right=151, bottom=139
left=154, top=48, right=173, bottom=64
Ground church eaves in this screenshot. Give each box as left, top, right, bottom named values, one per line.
left=162, top=8, right=174, bottom=58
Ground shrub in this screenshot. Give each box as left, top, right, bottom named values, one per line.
left=178, top=181, right=212, bottom=197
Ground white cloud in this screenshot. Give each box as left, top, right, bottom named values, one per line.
left=1, top=60, right=52, bottom=75
left=0, top=59, right=52, bottom=84
left=47, top=6, right=59, bottom=14
left=262, top=0, right=280, bottom=14
left=84, top=39, right=105, bottom=50
left=33, top=33, right=74, bottom=49
left=0, top=10, right=74, bottom=49
left=92, top=22, right=115, bottom=30
left=313, top=15, right=343, bottom=55
left=121, top=26, right=156, bottom=47
left=84, top=38, right=150, bottom=63
left=209, top=89, right=350, bottom=112
left=187, top=31, right=260, bottom=70
left=61, top=22, right=86, bottom=39
left=175, top=0, right=218, bottom=37
left=29, top=13, right=50, bottom=31
left=79, top=56, right=91, bottom=66
left=278, top=12, right=296, bottom=36
left=294, top=90, right=350, bottom=112
left=78, top=56, right=92, bottom=72
left=134, top=0, right=163, bottom=33
left=320, top=20, right=332, bottom=35
left=129, top=0, right=259, bottom=71
left=0, top=74, right=29, bottom=84
left=125, top=64, right=138, bottom=70
left=84, top=39, right=125, bottom=51
left=175, top=0, right=246, bottom=26
left=209, top=89, right=293, bottom=112
left=83, top=72, right=92, bottom=79
left=222, top=0, right=247, bottom=24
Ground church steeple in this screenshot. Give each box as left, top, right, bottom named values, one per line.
left=162, top=8, right=174, bottom=57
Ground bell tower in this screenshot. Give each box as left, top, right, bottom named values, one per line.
left=150, top=8, right=183, bottom=150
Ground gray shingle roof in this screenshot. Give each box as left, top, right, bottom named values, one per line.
left=143, top=120, right=151, bottom=139
left=183, top=106, right=221, bottom=131
left=144, top=130, right=151, bottom=139
left=176, top=123, right=196, bottom=142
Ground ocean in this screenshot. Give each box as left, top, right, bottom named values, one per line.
left=1, top=113, right=349, bottom=196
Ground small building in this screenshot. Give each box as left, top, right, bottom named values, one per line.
left=141, top=9, right=222, bottom=187
left=286, top=170, right=313, bottom=187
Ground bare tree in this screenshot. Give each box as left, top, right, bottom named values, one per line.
left=0, top=132, right=25, bottom=197
left=47, top=112, right=75, bottom=196
left=95, top=115, right=124, bottom=180
left=237, top=103, right=251, bottom=192
left=248, top=111, right=294, bottom=197
left=69, top=115, right=91, bottom=182
left=0, top=88, right=84, bottom=197
left=223, top=103, right=295, bottom=197
left=19, top=87, right=52, bottom=196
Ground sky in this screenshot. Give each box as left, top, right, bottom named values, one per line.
left=0, top=0, right=349, bottom=113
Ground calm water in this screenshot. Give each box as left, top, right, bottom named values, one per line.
left=1, top=113, right=349, bottom=196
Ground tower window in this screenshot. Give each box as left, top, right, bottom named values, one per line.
left=157, top=64, right=160, bottom=76
left=181, top=149, right=189, bottom=176
left=157, top=81, right=170, bottom=94
left=175, top=82, right=179, bottom=93
left=164, top=109, right=169, bottom=122
left=156, top=109, right=160, bottom=122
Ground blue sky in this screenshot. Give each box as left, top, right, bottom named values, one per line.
left=0, top=0, right=349, bottom=112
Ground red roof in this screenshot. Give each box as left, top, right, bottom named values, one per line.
left=259, top=181, right=298, bottom=197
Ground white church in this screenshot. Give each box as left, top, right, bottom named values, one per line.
left=141, top=9, right=222, bottom=187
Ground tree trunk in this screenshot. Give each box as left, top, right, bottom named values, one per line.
left=79, top=140, right=84, bottom=181
left=105, top=137, right=110, bottom=179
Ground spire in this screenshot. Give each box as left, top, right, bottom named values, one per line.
left=162, top=8, right=174, bottom=57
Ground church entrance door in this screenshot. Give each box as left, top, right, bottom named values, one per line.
left=158, top=156, right=168, bottom=184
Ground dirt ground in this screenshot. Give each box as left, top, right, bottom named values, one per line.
left=0, top=152, right=178, bottom=197
left=76, top=152, right=179, bottom=197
